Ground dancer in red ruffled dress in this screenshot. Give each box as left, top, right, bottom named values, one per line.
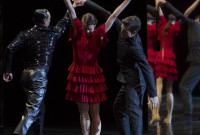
left=150, top=6, right=181, bottom=125
left=66, top=16, right=109, bottom=104
left=63, top=0, right=131, bottom=134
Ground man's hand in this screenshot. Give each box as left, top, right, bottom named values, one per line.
left=155, top=0, right=166, bottom=8
left=72, top=0, right=86, bottom=7
left=149, top=96, right=159, bottom=109
left=3, top=73, right=13, bottom=82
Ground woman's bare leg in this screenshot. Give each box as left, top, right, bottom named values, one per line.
left=164, top=79, right=174, bottom=124
left=90, top=103, right=101, bottom=135
left=150, top=77, right=163, bottom=125
left=78, top=103, right=91, bottom=135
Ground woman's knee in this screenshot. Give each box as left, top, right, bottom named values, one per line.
left=80, top=112, right=90, bottom=120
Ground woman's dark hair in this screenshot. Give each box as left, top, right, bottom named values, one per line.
left=33, top=9, right=49, bottom=25
left=122, top=16, right=141, bottom=33
left=147, top=12, right=154, bottom=21
left=167, top=14, right=176, bottom=21
left=163, top=21, right=171, bottom=36
left=81, top=13, right=98, bottom=26
left=163, top=14, right=176, bottom=36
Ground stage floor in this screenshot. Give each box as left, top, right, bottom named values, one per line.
left=1, top=94, right=200, bottom=135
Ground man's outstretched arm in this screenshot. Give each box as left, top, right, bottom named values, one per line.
left=147, top=4, right=157, bottom=17
left=74, top=0, right=111, bottom=21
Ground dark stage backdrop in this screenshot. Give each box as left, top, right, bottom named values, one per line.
left=2, top=0, right=148, bottom=130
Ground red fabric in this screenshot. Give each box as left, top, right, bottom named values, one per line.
left=147, top=23, right=157, bottom=78
left=156, top=15, right=181, bottom=80
left=66, top=18, right=109, bottom=103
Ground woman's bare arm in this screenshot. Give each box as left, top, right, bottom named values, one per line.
left=105, top=0, right=131, bottom=33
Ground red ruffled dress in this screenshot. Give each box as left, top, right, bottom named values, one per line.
left=156, top=15, right=180, bottom=80
left=147, top=23, right=157, bottom=78
left=66, top=18, right=109, bottom=103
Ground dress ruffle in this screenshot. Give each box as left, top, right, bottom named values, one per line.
left=147, top=49, right=157, bottom=78
left=67, top=72, right=105, bottom=83
left=148, top=50, right=157, bottom=65
left=66, top=62, right=107, bottom=103
left=155, top=69, right=178, bottom=80
left=66, top=91, right=107, bottom=103
left=68, top=63, right=103, bottom=74
left=155, top=51, right=178, bottom=80
left=66, top=82, right=107, bottom=93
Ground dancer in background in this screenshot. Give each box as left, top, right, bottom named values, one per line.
left=150, top=4, right=181, bottom=125
left=157, top=0, right=200, bottom=124
left=63, top=0, right=131, bottom=134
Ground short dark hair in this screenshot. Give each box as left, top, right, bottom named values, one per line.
left=33, top=9, right=49, bottom=25
left=147, top=12, right=154, bottom=20
left=81, top=13, right=98, bottom=26
left=122, top=16, right=141, bottom=33
left=168, top=14, right=176, bottom=21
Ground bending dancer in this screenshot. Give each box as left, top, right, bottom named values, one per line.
left=73, top=0, right=159, bottom=134
left=157, top=0, right=200, bottom=124
left=63, top=0, right=131, bottom=134
left=3, top=8, right=70, bottom=135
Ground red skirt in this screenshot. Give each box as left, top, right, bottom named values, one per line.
left=155, top=51, right=178, bottom=80
left=148, top=49, right=157, bottom=78
left=66, top=63, right=107, bottom=103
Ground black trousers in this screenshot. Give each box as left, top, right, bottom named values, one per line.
left=179, top=61, right=200, bottom=115
left=113, top=82, right=146, bottom=135
left=14, top=66, right=48, bottom=135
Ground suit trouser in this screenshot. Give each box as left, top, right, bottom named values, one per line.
left=113, top=82, right=146, bottom=135
left=179, top=61, right=200, bottom=115
left=14, top=66, right=48, bottom=135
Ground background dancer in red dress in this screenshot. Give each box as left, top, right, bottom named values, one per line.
left=150, top=4, right=181, bottom=125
